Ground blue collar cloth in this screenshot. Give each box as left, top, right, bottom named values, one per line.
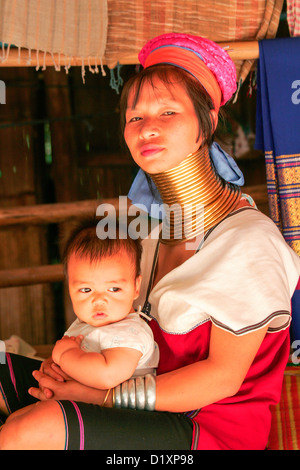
left=128, top=142, right=244, bottom=219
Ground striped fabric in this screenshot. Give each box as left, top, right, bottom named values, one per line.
left=287, top=0, right=300, bottom=36
left=265, top=152, right=300, bottom=255
left=0, top=0, right=108, bottom=71
left=105, top=0, right=284, bottom=83
left=268, top=367, right=300, bottom=450
left=0, top=0, right=283, bottom=84
left=255, top=38, right=300, bottom=256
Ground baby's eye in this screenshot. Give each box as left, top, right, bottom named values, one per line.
left=108, top=287, right=121, bottom=292
left=163, top=111, right=175, bottom=116
left=79, top=287, right=91, bottom=293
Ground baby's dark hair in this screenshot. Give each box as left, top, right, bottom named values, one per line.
left=62, top=217, right=142, bottom=279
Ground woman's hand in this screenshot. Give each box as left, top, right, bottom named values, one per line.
left=40, top=356, right=70, bottom=382
left=29, top=369, right=107, bottom=405
left=29, top=370, right=81, bottom=401
left=35, top=353, right=73, bottom=399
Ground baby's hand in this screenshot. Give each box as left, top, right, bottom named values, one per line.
left=52, top=335, right=83, bottom=365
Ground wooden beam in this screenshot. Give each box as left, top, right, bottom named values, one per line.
left=0, top=41, right=259, bottom=68
left=0, top=264, right=64, bottom=288
left=0, top=185, right=268, bottom=228
left=0, top=198, right=122, bottom=227
left=0, top=184, right=268, bottom=288
left=220, top=40, right=259, bottom=60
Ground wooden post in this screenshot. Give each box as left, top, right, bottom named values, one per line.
left=0, top=68, right=56, bottom=344
left=43, top=68, right=81, bottom=327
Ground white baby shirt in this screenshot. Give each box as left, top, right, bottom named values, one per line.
left=65, top=313, right=159, bottom=376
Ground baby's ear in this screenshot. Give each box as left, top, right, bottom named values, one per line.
left=134, top=275, right=142, bottom=298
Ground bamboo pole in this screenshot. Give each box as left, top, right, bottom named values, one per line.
left=0, top=41, right=259, bottom=68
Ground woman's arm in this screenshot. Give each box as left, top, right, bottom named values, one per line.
left=31, top=323, right=268, bottom=412
left=154, top=323, right=269, bottom=413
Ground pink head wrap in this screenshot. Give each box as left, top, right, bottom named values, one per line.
left=138, top=33, right=237, bottom=111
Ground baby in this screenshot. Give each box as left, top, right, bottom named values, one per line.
left=52, top=217, right=159, bottom=391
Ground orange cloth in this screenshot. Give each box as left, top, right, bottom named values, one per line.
left=144, top=46, right=222, bottom=112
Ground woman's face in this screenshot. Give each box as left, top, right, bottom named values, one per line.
left=124, top=76, right=201, bottom=174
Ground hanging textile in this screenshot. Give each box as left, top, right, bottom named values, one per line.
left=287, top=0, right=300, bottom=36
left=255, top=37, right=300, bottom=256
left=0, top=0, right=283, bottom=84
left=0, top=0, right=108, bottom=79
left=105, top=0, right=284, bottom=83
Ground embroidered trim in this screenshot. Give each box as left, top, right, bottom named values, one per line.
left=57, top=401, right=69, bottom=451
left=6, top=353, right=20, bottom=402
left=70, top=401, right=85, bottom=450
left=210, top=310, right=291, bottom=336
left=191, top=419, right=200, bottom=450
left=153, top=315, right=211, bottom=336
left=0, top=381, right=11, bottom=414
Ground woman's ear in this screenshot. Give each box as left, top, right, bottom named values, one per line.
left=210, top=110, right=219, bottom=132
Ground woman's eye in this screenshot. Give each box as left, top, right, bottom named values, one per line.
left=128, top=116, right=142, bottom=123
left=79, top=288, right=91, bottom=293
left=163, top=111, right=175, bottom=116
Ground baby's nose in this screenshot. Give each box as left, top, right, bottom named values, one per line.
left=92, top=293, right=107, bottom=305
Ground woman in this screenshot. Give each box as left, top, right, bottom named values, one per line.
left=0, top=33, right=299, bottom=450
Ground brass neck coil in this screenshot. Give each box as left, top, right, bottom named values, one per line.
left=149, top=146, right=241, bottom=244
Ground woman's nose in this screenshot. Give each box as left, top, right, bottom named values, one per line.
left=139, top=118, right=160, bottom=140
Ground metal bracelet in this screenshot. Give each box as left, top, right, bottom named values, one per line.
left=113, top=374, right=156, bottom=411
left=145, top=374, right=156, bottom=411
left=135, top=376, right=146, bottom=410
left=114, top=384, right=121, bottom=408
left=121, top=380, right=129, bottom=408
left=128, top=378, right=136, bottom=409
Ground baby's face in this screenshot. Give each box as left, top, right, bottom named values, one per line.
left=67, top=251, right=141, bottom=327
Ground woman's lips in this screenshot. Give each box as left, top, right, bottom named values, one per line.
left=140, top=145, right=164, bottom=157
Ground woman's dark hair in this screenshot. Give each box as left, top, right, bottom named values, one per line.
left=119, top=64, right=216, bottom=150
